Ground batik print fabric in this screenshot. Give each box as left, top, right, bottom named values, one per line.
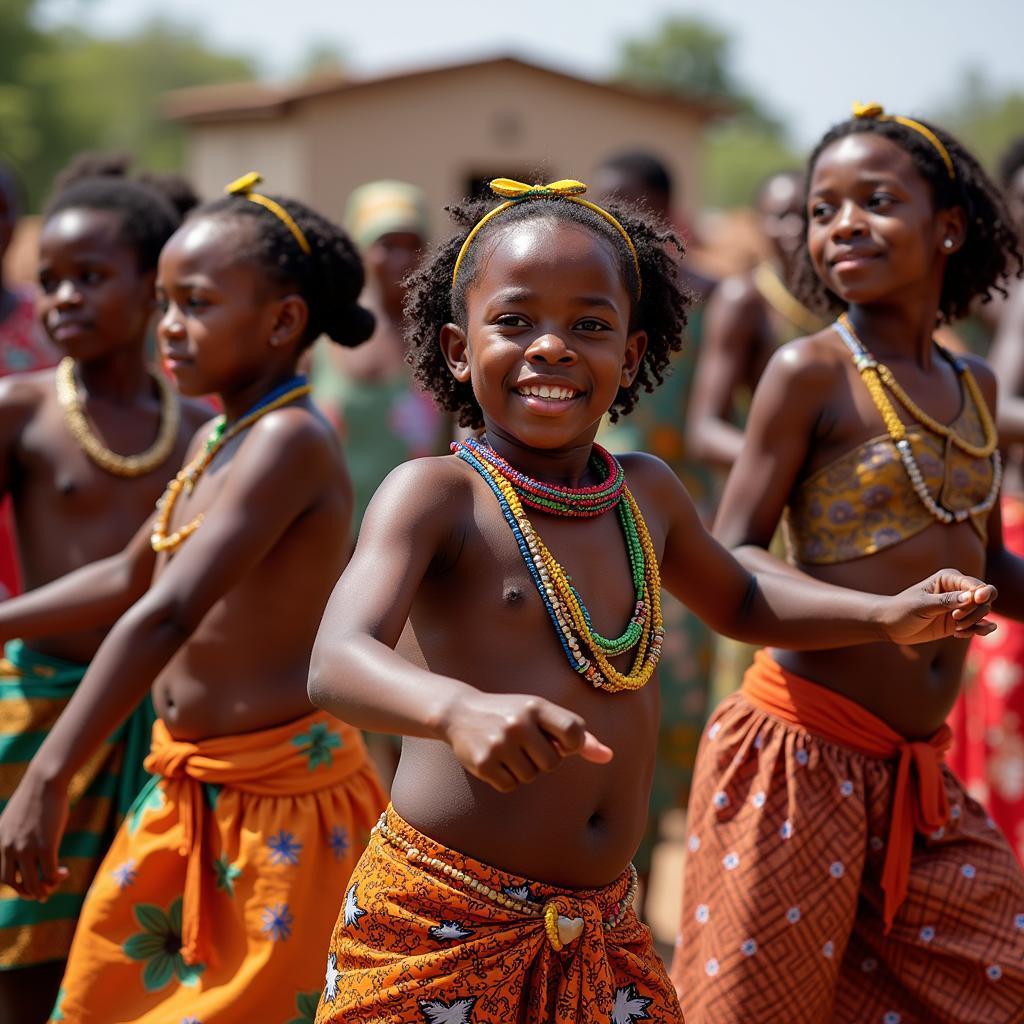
left=51, top=709, right=385, bottom=1023
left=949, top=494, right=1024, bottom=865
left=671, top=651, right=1024, bottom=1024
left=315, top=805, right=684, bottom=1023
left=0, top=640, right=153, bottom=971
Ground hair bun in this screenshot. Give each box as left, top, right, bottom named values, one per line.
left=323, top=302, right=376, bottom=348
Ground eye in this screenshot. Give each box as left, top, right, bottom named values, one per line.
left=867, top=192, right=896, bottom=209
left=810, top=201, right=834, bottom=220
left=185, top=292, right=210, bottom=310
left=38, top=273, right=57, bottom=294
left=494, top=313, right=530, bottom=328
left=80, top=269, right=103, bottom=285
left=575, top=317, right=610, bottom=332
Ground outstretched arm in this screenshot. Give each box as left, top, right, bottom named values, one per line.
left=0, top=410, right=337, bottom=898
left=308, top=458, right=612, bottom=795
left=658, top=339, right=995, bottom=645
left=0, top=515, right=157, bottom=642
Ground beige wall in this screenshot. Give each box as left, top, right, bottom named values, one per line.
left=186, top=64, right=704, bottom=240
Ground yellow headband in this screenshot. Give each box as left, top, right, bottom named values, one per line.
left=451, top=178, right=642, bottom=299
left=224, top=172, right=311, bottom=254
left=851, top=102, right=956, bottom=180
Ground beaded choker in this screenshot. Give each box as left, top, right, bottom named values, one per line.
left=56, top=357, right=180, bottom=478
left=834, top=314, right=1002, bottom=527
left=150, top=375, right=311, bottom=554
left=452, top=438, right=663, bottom=692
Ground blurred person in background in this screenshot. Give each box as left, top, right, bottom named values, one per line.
left=0, top=164, right=58, bottom=600
left=595, top=150, right=716, bottom=918
left=311, top=180, right=447, bottom=530
left=948, top=136, right=1024, bottom=865
left=687, top=171, right=827, bottom=705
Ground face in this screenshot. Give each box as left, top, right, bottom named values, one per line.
left=156, top=216, right=305, bottom=397
left=1006, top=165, right=1024, bottom=238
left=441, top=217, right=645, bottom=451
left=759, top=173, right=804, bottom=263
left=806, top=133, right=961, bottom=307
left=365, top=230, right=422, bottom=300
left=37, top=208, right=155, bottom=361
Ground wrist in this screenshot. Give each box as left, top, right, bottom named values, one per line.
left=866, top=593, right=890, bottom=642
left=425, top=679, right=472, bottom=744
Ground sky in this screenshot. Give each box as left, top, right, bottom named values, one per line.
left=37, top=0, right=1024, bottom=147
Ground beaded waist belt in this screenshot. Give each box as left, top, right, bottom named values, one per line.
left=373, top=810, right=638, bottom=951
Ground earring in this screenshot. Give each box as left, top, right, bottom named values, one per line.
left=943, top=238, right=954, bottom=250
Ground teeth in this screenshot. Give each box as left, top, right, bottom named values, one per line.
left=517, top=385, right=578, bottom=400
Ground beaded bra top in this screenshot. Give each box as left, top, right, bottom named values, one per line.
left=785, top=355, right=997, bottom=566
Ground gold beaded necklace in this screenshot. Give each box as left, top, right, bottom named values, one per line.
left=834, top=314, right=1002, bottom=526
left=56, top=357, right=180, bottom=477
left=150, top=381, right=311, bottom=554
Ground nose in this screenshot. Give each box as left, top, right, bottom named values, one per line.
left=53, top=278, right=81, bottom=308
left=524, top=331, right=577, bottom=366
left=157, top=304, right=185, bottom=341
left=831, top=199, right=867, bottom=240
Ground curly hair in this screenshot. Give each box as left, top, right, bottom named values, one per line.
left=44, top=154, right=182, bottom=273
left=197, top=192, right=375, bottom=350
left=793, top=116, right=1024, bottom=324
left=405, top=193, right=689, bottom=428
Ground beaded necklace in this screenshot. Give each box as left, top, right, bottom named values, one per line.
left=150, top=375, right=311, bottom=554
left=452, top=438, right=663, bottom=692
left=834, top=314, right=1002, bottom=526
left=56, top=357, right=180, bottom=477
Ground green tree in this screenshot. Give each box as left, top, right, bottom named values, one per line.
left=937, top=68, right=1024, bottom=175
left=615, top=16, right=800, bottom=208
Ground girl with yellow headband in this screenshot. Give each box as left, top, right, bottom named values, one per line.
left=0, top=174, right=386, bottom=1023
left=672, top=107, right=1024, bottom=1020
left=306, top=177, right=995, bottom=1023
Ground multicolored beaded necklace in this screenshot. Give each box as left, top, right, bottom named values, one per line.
left=452, top=437, right=663, bottom=693
left=150, top=375, right=311, bottom=554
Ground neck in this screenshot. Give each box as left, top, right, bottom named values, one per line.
left=218, top=366, right=305, bottom=423
left=74, top=347, right=154, bottom=402
left=482, top=423, right=599, bottom=488
left=845, top=298, right=942, bottom=369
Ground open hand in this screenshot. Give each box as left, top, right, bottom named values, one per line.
left=441, top=692, right=613, bottom=793
left=881, top=569, right=997, bottom=646
left=0, top=771, right=70, bottom=901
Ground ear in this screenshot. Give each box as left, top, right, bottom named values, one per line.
left=937, top=205, right=967, bottom=255
left=268, top=294, right=310, bottom=349
left=439, top=322, right=471, bottom=383
left=620, top=329, right=647, bottom=388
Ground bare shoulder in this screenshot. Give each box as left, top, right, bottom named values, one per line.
left=618, top=450, right=690, bottom=512
left=764, top=327, right=849, bottom=390
left=958, top=351, right=998, bottom=406
left=0, top=367, right=55, bottom=431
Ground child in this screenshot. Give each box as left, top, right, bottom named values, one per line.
left=305, top=177, right=996, bottom=1024
left=0, top=172, right=386, bottom=1022
left=0, top=166, right=208, bottom=1021
left=671, top=106, right=1024, bottom=1022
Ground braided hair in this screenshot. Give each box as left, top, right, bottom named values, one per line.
left=198, top=193, right=375, bottom=349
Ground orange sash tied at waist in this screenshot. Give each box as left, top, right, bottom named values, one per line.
left=144, top=709, right=369, bottom=966
left=742, top=650, right=950, bottom=932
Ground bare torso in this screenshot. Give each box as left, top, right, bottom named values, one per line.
left=5, top=368, right=206, bottom=663
left=391, top=455, right=663, bottom=887
left=151, top=405, right=351, bottom=740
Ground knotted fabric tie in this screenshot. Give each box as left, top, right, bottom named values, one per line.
left=741, top=650, right=951, bottom=932
left=851, top=102, right=956, bottom=180
left=224, top=171, right=312, bottom=253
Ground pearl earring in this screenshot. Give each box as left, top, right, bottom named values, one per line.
left=943, top=238, right=954, bottom=250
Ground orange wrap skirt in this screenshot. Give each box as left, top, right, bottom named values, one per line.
left=671, top=651, right=1024, bottom=1023
left=315, top=804, right=684, bottom=1023
left=51, top=709, right=386, bottom=1023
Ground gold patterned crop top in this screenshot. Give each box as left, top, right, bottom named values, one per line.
left=784, top=319, right=1001, bottom=565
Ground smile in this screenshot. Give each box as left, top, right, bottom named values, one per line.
left=515, top=384, right=580, bottom=401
